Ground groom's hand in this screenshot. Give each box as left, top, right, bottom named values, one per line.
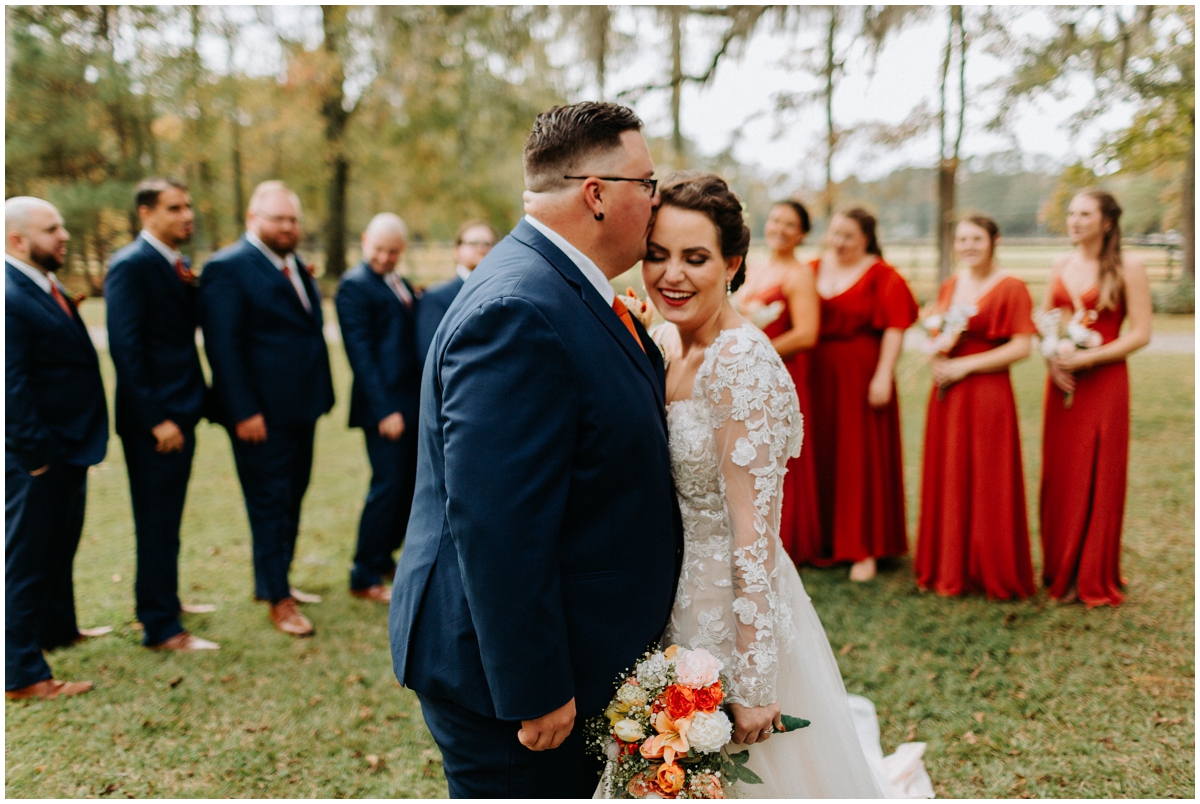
left=517, top=697, right=576, bottom=751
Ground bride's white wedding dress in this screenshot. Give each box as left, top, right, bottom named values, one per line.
left=657, top=323, right=932, bottom=799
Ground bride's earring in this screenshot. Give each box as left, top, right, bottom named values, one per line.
left=726, top=278, right=733, bottom=296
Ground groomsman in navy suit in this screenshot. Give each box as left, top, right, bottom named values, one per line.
left=105, top=178, right=218, bottom=652
left=5, top=197, right=108, bottom=700
left=414, top=219, right=496, bottom=366
left=200, top=181, right=334, bottom=637
left=335, top=213, right=421, bottom=603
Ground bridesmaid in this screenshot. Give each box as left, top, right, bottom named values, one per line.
left=1040, top=189, right=1151, bottom=607
left=735, top=201, right=821, bottom=566
left=808, top=208, right=917, bottom=581
left=915, top=215, right=1037, bottom=599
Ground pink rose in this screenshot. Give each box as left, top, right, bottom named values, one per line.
left=674, top=648, right=722, bottom=689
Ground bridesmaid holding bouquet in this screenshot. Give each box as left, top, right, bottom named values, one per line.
left=1039, top=189, right=1151, bottom=607
left=915, top=216, right=1037, bottom=599
left=735, top=201, right=822, bottom=566
left=808, top=209, right=918, bottom=581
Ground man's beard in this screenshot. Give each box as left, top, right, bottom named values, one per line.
left=29, top=246, right=63, bottom=273
left=259, top=232, right=296, bottom=256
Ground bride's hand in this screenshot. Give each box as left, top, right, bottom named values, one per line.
left=729, top=702, right=783, bottom=745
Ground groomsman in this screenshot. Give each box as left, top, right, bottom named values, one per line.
left=5, top=197, right=108, bottom=699
left=335, top=214, right=421, bottom=603
left=105, top=178, right=217, bottom=652
left=414, top=219, right=496, bottom=366
left=200, top=181, right=334, bottom=637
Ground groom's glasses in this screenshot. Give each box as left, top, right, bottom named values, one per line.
left=563, top=175, right=658, bottom=197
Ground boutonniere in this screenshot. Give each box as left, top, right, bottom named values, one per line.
left=72, top=292, right=88, bottom=307
left=303, top=261, right=317, bottom=278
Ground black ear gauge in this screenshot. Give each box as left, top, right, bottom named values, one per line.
left=594, top=212, right=605, bottom=221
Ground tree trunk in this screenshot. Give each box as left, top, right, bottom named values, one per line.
left=669, top=6, right=684, bottom=164
left=320, top=5, right=351, bottom=277
left=1183, top=115, right=1195, bottom=278
left=231, top=115, right=245, bottom=227
left=822, top=7, right=838, bottom=222
left=936, top=6, right=965, bottom=283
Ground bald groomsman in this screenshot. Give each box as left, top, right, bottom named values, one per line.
left=335, top=214, right=421, bottom=603
left=200, top=181, right=334, bottom=637
left=106, top=178, right=218, bottom=652
left=5, top=197, right=108, bottom=699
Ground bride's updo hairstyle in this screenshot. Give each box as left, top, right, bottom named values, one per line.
left=657, top=171, right=752, bottom=291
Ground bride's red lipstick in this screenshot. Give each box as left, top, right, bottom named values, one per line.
left=656, top=287, right=696, bottom=307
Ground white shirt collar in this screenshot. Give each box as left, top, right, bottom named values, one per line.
left=523, top=215, right=614, bottom=305
left=139, top=230, right=182, bottom=266
left=455, top=264, right=472, bottom=283
left=6, top=255, right=53, bottom=294
left=245, top=230, right=296, bottom=272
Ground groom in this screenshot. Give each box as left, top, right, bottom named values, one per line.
left=389, top=102, right=683, bottom=798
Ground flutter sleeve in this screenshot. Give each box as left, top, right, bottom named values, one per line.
left=984, top=277, right=1038, bottom=340
left=702, top=328, right=802, bottom=707
left=871, top=262, right=919, bottom=331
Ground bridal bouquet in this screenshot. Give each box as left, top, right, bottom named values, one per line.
left=587, top=645, right=809, bottom=799
left=1035, top=307, right=1102, bottom=358
left=920, top=304, right=977, bottom=355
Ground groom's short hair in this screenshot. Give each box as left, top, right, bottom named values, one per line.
left=523, top=102, right=643, bottom=193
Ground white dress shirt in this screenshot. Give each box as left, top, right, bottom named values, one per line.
left=6, top=255, right=53, bottom=294
left=385, top=271, right=414, bottom=309
left=246, top=230, right=311, bottom=313
left=140, top=229, right=183, bottom=267
left=455, top=264, right=472, bottom=283
left=524, top=215, right=615, bottom=306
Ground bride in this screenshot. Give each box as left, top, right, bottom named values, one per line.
left=638, top=172, right=930, bottom=798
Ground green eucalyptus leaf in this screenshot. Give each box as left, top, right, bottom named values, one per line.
left=738, top=764, right=764, bottom=784
left=780, top=714, right=811, bottom=732
left=728, top=749, right=750, bottom=765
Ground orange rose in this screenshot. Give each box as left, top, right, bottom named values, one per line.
left=693, top=681, right=724, bottom=713
left=656, top=761, right=686, bottom=794
left=664, top=684, right=697, bottom=720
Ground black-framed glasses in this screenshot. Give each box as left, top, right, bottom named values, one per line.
left=563, top=175, right=658, bottom=196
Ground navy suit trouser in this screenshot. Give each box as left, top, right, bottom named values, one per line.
left=5, top=455, right=87, bottom=690
left=351, top=428, right=417, bottom=590
left=415, top=691, right=601, bottom=799
left=122, top=427, right=195, bottom=646
left=229, top=424, right=315, bottom=602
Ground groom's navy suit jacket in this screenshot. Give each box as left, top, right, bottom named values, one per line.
left=390, top=219, right=683, bottom=723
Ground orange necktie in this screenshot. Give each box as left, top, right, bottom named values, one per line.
left=612, top=297, right=645, bottom=353
left=49, top=282, right=73, bottom=318
left=175, top=258, right=195, bottom=284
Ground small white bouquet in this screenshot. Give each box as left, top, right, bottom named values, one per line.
left=920, top=304, right=977, bottom=356
left=1036, top=308, right=1103, bottom=358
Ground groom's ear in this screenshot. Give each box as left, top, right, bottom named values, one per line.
left=579, top=178, right=605, bottom=220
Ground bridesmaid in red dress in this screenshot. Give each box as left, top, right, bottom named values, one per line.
left=915, top=215, right=1037, bottom=599
left=735, top=201, right=821, bottom=565
left=809, top=209, right=918, bottom=581
left=1039, top=190, right=1151, bottom=607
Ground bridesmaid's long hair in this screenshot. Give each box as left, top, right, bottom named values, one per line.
left=1077, top=189, right=1125, bottom=311
left=659, top=171, right=752, bottom=291
left=841, top=207, right=883, bottom=258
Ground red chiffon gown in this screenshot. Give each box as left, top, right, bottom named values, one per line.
left=753, top=285, right=822, bottom=565
left=915, top=275, right=1037, bottom=599
left=1039, top=277, right=1130, bottom=607
left=808, top=259, right=918, bottom=565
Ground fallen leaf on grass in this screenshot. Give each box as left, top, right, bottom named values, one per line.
left=838, top=643, right=854, bottom=656
left=925, top=672, right=938, bottom=682
left=100, top=783, right=118, bottom=796
left=112, top=574, right=121, bottom=583
left=206, top=546, right=220, bottom=556
left=385, top=711, right=410, bottom=720
left=308, top=695, right=322, bottom=707
left=359, top=706, right=373, bottom=720
left=365, top=754, right=383, bottom=772
left=973, top=712, right=985, bottom=724
left=1098, top=737, right=1117, bottom=749
left=1153, top=712, right=1184, bottom=726
left=345, top=674, right=363, bottom=685
left=35, top=765, right=46, bottom=773
left=969, top=653, right=989, bottom=680
left=904, top=723, right=917, bottom=741
left=219, top=675, right=235, bottom=683
left=962, top=731, right=978, bottom=745
left=129, top=622, right=144, bottom=631
left=168, top=676, right=184, bottom=689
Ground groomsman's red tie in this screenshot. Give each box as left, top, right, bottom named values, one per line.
left=281, top=263, right=311, bottom=311
left=174, top=258, right=195, bottom=284
left=612, top=297, right=645, bottom=353
left=49, top=282, right=74, bottom=318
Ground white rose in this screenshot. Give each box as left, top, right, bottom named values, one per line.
left=636, top=653, right=671, bottom=689
left=687, top=709, right=733, bottom=754
left=613, top=718, right=646, bottom=742
left=674, top=647, right=724, bottom=689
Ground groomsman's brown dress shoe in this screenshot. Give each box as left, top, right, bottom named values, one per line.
left=269, top=597, right=315, bottom=637
left=255, top=587, right=323, bottom=604
left=149, top=631, right=220, bottom=652
left=350, top=584, right=391, bottom=604
left=5, top=679, right=94, bottom=700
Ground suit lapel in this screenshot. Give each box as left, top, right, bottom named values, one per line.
left=511, top=221, right=664, bottom=409
left=239, top=238, right=317, bottom=324
left=6, top=262, right=92, bottom=348
left=137, top=238, right=189, bottom=305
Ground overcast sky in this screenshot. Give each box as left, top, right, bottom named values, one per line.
left=562, top=6, right=1137, bottom=191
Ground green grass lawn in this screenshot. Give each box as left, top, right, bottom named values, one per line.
left=5, top=303, right=1194, bottom=798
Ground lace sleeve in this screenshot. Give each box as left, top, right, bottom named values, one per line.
left=702, top=328, right=802, bottom=707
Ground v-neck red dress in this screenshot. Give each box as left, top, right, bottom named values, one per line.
left=1039, top=277, right=1130, bottom=607
left=753, top=285, right=822, bottom=566
left=807, top=259, right=918, bottom=565
left=915, top=275, right=1037, bottom=599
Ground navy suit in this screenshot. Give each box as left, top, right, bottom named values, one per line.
left=106, top=236, right=209, bottom=645
left=199, top=237, right=334, bottom=601
left=335, top=263, right=421, bottom=590
left=389, top=221, right=683, bottom=798
left=414, top=274, right=464, bottom=368
left=5, top=260, right=108, bottom=690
